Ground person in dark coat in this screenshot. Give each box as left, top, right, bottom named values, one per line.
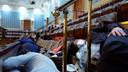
left=92, top=21, right=128, bottom=72
left=92, top=21, right=126, bottom=43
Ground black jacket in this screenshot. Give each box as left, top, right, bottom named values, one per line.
left=92, top=21, right=122, bottom=43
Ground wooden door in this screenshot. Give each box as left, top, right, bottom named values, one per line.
left=23, top=20, right=31, bottom=31
left=73, top=0, right=85, bottom=20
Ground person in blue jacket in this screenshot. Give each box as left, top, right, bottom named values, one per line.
left=18, top=34, right=40, bottom=54
left=3, top=34, right=59, bottom=72
left=3, top=52, right=59, bottom=72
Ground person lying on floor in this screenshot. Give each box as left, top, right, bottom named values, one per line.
left=72, top=21, right=127, bottom=72
left=3, top=43, right=59, bottom=72
left=91, top=21, right=128, bottom=72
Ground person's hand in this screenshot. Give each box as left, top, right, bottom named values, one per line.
left=108, top=27, right=126, bottom=36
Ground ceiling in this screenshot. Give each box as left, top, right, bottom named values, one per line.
left=0, top=0, right=50, bottom=9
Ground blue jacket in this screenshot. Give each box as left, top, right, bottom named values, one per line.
left=18, top=37, right=34, bottom=44
left=18, top=37, right=40, bottom=54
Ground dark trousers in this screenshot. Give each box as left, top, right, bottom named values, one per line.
left=97, top=35, right=128, bottom=72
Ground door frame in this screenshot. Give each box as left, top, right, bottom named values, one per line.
left=21, top=19, right=34, bottom=31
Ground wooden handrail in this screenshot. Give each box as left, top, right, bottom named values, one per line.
left=40, top=1, right=128, bottom=40
left=51, top=2, right=128, bottom=30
